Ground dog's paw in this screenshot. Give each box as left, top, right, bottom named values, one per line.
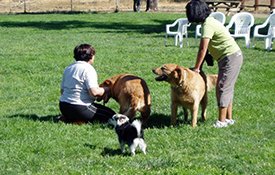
left=131, top=151, right=136, bottom=156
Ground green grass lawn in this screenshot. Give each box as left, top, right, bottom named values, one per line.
left=0, top=12, right=274, bottom=174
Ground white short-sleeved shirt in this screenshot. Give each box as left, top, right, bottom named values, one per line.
left=60, top=61, right=98, bottom=106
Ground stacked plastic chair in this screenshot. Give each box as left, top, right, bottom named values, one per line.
left=226, top=12, right=255, bottom=48
left=253, top=11, right=275, bottom=51
left=165, top=18, right=191, bottom=48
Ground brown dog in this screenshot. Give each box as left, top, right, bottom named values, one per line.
left=152, top=64, right=217, bottom=127
left=99, top=74, right=151, bottom=125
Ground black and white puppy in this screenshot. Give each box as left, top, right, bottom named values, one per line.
left=109, top=114, right=147, bottom=156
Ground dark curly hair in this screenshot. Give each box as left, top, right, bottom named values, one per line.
left=185, top=0, right=211, bottom=23
left=73, top=44, right=96, bottom=62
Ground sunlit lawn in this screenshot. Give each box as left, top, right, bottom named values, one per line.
left=0, top=12, right=274, bottom=174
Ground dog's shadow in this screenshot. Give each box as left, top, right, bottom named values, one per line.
left=100, top=147, right=128, bottom=157
left=144, top=112, right=190, bottom=129
left=83, top=143, right=123, bottom=157
left=144, top=113, right=170, bottom=128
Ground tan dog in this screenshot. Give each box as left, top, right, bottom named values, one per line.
left=99, top=74, right=151, bottom=125
left=152, top=64, right=217, bottom=127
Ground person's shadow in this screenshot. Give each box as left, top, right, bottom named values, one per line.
left=7, top=114, right=59, bottom=122
left=6, top=112, right=190, bottom=128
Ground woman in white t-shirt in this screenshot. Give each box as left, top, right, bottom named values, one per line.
left=59, top=44, right=115, bottom=123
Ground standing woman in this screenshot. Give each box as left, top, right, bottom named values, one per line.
left=186, top=0, right=243, bottom=128
left=59, top=44, right=116, bottom=124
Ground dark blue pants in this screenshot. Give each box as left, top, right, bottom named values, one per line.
left=59, top=101, right=116, bottom=123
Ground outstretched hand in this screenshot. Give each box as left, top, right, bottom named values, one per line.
left=190, top=67, right=200, bottom=73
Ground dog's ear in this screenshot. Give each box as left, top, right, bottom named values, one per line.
left=98, top=80, right=112, bottom=103
left=112, top=114, right=119, bottom=120
left=102, top=87, right=111, bottom=104
left=100, top=79, right=113, bottom=88
left=172, top=67, right=183, bottom=79
left=173, top=67, right=187, bottom=84
left=175, top=67, right=181, bottom=78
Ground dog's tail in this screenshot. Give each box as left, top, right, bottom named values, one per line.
left=206, top=74, right=218, bottom=92
left=131, top=120, right=142, bottom=137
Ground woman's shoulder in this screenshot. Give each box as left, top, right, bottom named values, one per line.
left=203, top=16, right=226, bottom=33
left=205, top=16, right=223, bottom=26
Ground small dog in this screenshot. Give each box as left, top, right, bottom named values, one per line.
left=109, top=114, right=147, bottom=156
left=152, top=63, right=217, bottom=127
left=99, top=74, right=151, bottom=125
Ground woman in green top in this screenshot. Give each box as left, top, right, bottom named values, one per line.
left=186, top=0, right=243, bottom=128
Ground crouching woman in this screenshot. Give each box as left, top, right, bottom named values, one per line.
left=59, top=44, right=115, bottom=123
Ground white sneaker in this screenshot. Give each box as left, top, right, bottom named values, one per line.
left=225, top=119, right=235, bottom=125
left=213, top=120, right=228, bottom=128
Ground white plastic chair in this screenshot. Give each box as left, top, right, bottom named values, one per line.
left=226, top=12, right=255, bottom=48
left=253, top=12, right=275, bottom=51
left=165, top=18, right=191, bottom=48
left=195, top=12, right=226, bottom=38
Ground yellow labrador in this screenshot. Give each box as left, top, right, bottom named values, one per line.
left=152, top=64, right=217, bottom=127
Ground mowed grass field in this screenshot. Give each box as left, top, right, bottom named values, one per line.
left=0, top=12, right=274, bottom=174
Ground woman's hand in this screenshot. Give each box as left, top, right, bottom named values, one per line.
left=89, top=87, right=105, bottom=97
left=194, top=38, right=210, bottom=70
left=193, top=68, right=200, bottom=73
left=190, top=67, right=200, bottom=73
left=95, top=87, right=111, bottom=104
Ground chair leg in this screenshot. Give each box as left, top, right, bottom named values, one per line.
left=164, top=35, right=168, bottom=47
left=265, top=37, right=272, bottom=51
left=245, top=36, right=250, bottom=48
left=179, top=35, right=183, bottom=48
left=175, top=35, right=178, bottom=46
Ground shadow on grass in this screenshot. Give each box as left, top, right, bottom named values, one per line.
left=101, top=147, right=149, bottom=157
left=8, top=114, right=59, bottom=122
left=0, top=13, right=270, bottom=42
left=7, top=114, right=110, bottom=126
left=0, top=19, right=168, bottom=34
left=6, top=112, right=194, bottom=128
left=146, top=113, right=171, bottom=128
left=0, top=16, right=200, bottom=36
left=83, top=143, right=97, bottom=150
left=145, top=112, right=198, bottom=128
left=84, top=143, right=125, bottom=157
left=251, top=47, right=275, bottom=52
left=101, top=147, right=124, bottom=157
